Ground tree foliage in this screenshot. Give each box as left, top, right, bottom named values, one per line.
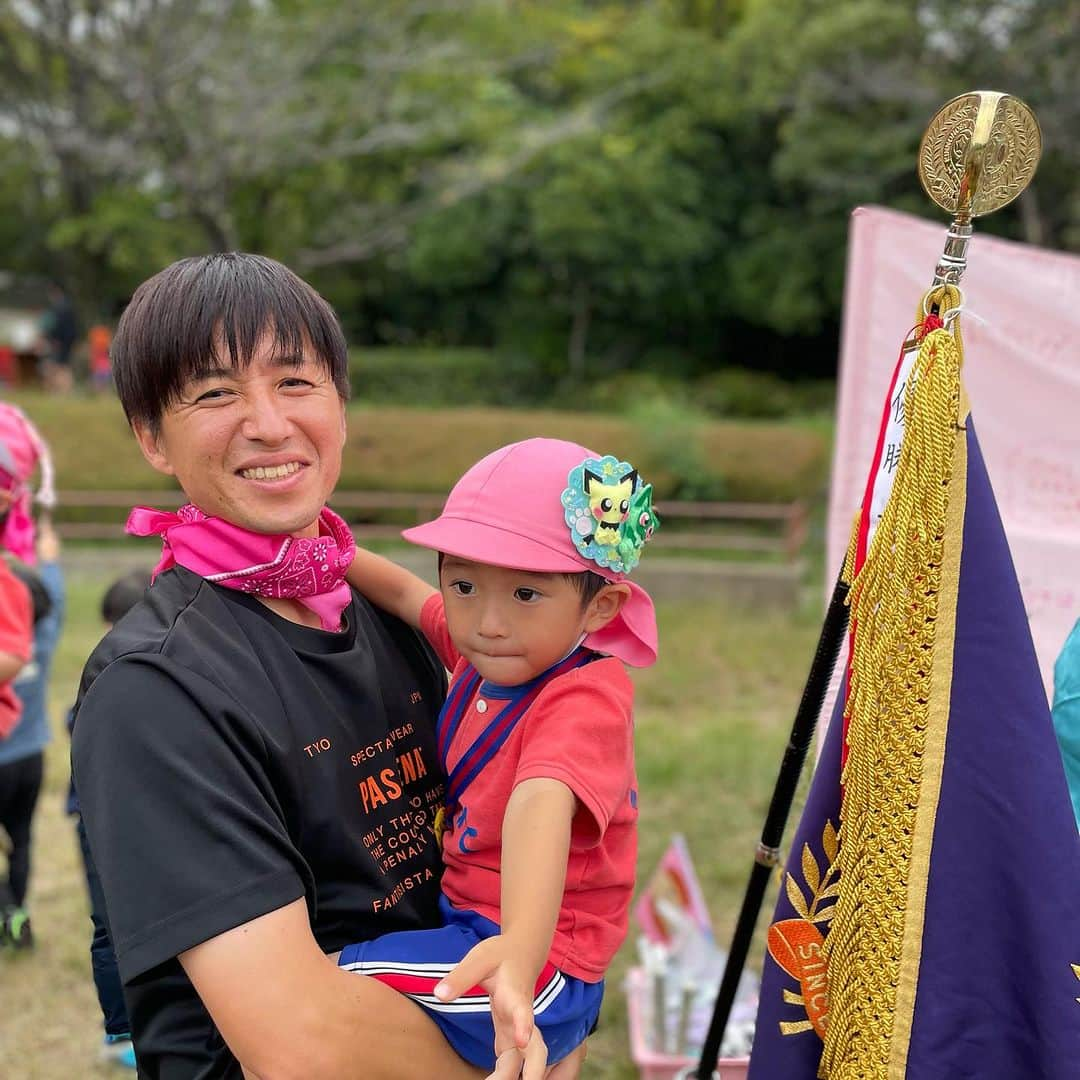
left=0, top=0, right=1076, bottom=377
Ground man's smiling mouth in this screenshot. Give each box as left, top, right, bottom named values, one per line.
left=239, top=462, right=303, bottom=480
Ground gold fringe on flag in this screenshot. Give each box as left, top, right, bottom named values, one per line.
left=841, top=509, right=861, bottom=588
left=818, top=285, right=963, bottom=1079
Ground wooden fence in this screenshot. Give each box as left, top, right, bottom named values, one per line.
left=52, top=490, right=808, bottom=563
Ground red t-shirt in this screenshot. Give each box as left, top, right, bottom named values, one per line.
left=0, top=560, right=33, bottom=739
left=420, top=593, right=638, bottom=982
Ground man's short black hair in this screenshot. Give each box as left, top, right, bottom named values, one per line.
left=101, top=569, right=153, bottom=625
left=112, top=253, right=350, bottom=429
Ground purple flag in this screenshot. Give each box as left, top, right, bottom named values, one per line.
left=750, top=363, right=1080, bottom=1076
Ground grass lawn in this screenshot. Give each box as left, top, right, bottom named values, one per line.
left=0, top=557, right=825, bottom=1078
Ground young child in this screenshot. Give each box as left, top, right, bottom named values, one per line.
left=87, top=324, right=113, bottom=393
left=0, top=551, right=31, bottom=741
left=337, top=437, right=659, bottom=1077
left=0, top=552, right=32, bottom=939
left=0, top=447, right=32, bottom=743
left=0, top=413, right=54, bottom=950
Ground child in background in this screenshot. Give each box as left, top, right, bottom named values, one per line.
left=337, top=437, right=659, bottom=1078
left=0, top=551, right=32, bottom=941
left=87, top=324, right=113, bottom=392
left=0, top=404, right=60, bottom=950
left=0, top=443, right=32, bottom=747
left=0, top=546, right=31, bottom=739
left=0, top=518, right=61, bottom=950
left=67, top=569, right=152, bottom=1070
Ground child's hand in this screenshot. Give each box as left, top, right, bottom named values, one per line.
left=435, top=935, right=546, bottom=1077
left=487, top=1025, right=548, bottom=1080
left=36, top=515, right=60, bottom=563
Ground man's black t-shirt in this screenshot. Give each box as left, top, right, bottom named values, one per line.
left=72, top=568, right=447, bottom=1080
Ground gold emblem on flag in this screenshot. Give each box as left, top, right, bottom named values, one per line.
left=765, top=820, right=840, bottom=1039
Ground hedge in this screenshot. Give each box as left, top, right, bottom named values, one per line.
left=7, top=393, right=831, bottom=505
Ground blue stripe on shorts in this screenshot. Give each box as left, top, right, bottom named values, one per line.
left=338, top=895, right=603, bottom=1068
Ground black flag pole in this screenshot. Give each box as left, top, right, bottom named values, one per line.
left=678, top=565, right=851, bottom=1080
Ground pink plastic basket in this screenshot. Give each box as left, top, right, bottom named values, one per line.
left=625, top=966, right=750, bottom=1080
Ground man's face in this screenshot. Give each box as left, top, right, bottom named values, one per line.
left=133, top=333, right=347, bottom=537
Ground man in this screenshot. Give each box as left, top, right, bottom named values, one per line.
left=73, top=254, right=583, bottom=1079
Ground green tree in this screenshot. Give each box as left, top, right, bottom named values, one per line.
left=0, top=1, right=585, bottom=309
left=1, top=0, right=1075, bottom=380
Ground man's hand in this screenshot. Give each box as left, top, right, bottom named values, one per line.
left=436, top=935, right=548, bottom=1079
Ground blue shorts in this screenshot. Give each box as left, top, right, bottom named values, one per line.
left=338, top=896, right=603, bottom=1069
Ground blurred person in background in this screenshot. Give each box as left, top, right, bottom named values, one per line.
left=0, top=542, right=32, bottom=854
left=66, top=570, right=152, bottom=1070
left=0, top=344, right=15, bottom=386
left=88, top=322, right=114, bottom=393
left=0, top=441, right=32, bottom=746
left=0, top=403, right=62, bottom=948
left=38, top=281, right=78, bottom=393
left=1052, top=617, right=1080, bottom=831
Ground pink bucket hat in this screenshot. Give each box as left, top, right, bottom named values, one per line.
left=403, top=437, right=660, bottom=667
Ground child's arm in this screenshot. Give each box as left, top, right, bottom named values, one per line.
left=37, top=513, right=60, bottom=564
left=0, top=570, right=32, bottom=686
left=0, top=650, right=25, bottom=684
left=436, top=777, right=577, bottom=1079
left=495, top=777, right=576, bottom=1004
left=345, top=547, right=437, bottom=630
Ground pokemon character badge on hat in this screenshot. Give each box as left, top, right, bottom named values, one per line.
left=562, top=455, right=658, bottom=575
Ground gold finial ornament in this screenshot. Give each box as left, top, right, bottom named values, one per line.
left=919, top=91, right=1041, bottom=219
left=917, top=91, right=1042, bottom=287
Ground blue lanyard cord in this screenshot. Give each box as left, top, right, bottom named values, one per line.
left=436, top=665, right=481, bottom=765
left=440, top=647, right=594, bottom=810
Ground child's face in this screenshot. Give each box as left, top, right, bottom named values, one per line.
left=439, top=557, right=612, bottom=686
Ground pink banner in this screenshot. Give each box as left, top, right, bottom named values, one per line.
left=828, top=206, right=1080, bottom=698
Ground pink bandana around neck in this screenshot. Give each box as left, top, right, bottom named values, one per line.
left=126, top=503, right=356, bottom=631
